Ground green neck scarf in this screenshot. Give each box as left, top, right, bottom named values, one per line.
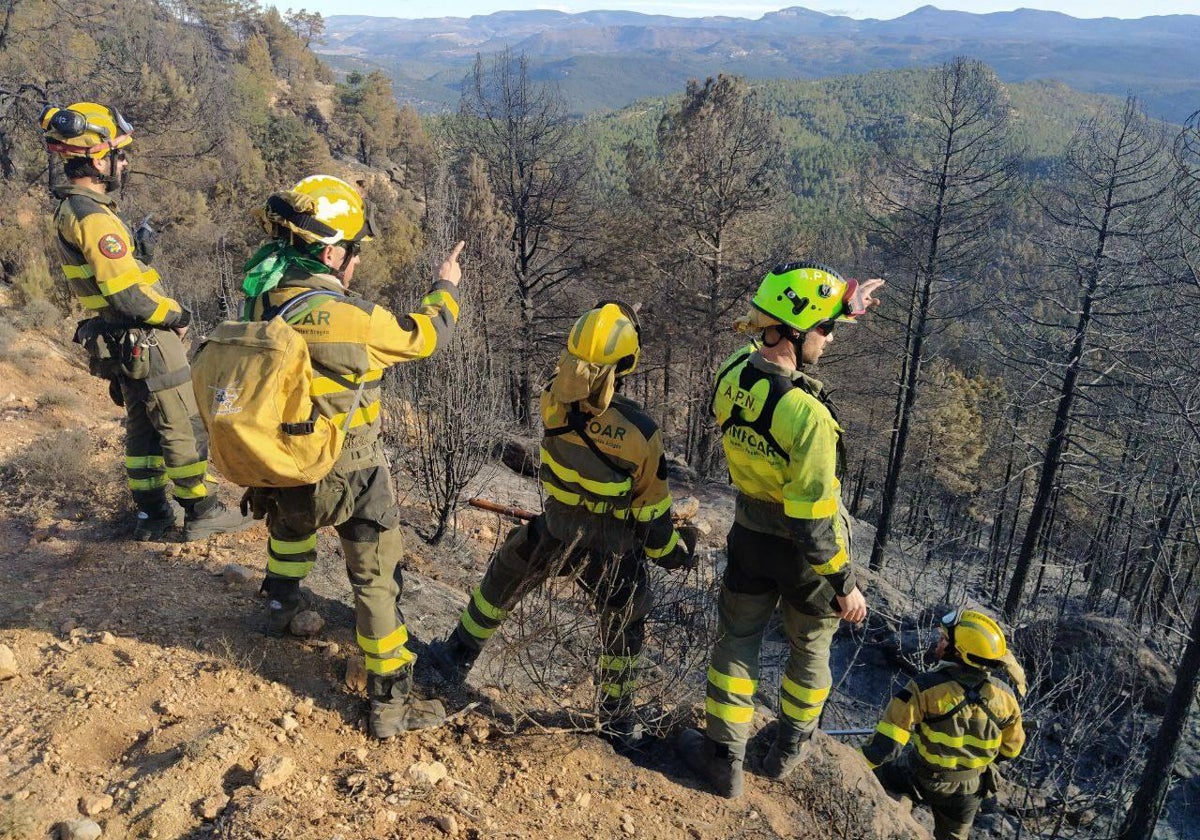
left=241, top=240, right=330, bottom=298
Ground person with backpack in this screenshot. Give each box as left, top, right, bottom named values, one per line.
left=235, top=175, right=463, bottom=738
left=677, top=262, right=882, bottom=798
left=428, top=302, right=695, bottom=748
left=860, top=608, right=1026, bottom=840
left=40, top=101, right=250, bottom=541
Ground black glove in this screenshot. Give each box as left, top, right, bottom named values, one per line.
left=107, top=377, right=124, bottom=407
left=653, top=527, right=698, bottom=572
left=134, top=216, right=159, bottom=264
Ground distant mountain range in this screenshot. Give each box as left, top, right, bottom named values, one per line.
left=318, top=5, right=1200, bottom=120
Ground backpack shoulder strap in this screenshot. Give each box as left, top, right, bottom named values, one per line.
left=545, top=402, right=634, bottom=480
left=258, top=289, right=344, bottom=324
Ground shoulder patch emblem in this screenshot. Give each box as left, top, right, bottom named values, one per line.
left=98, top=233, right=127, bottom=259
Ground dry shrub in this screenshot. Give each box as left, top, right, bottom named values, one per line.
left=0, top=322, right=16, bottom=362
left=3, top=429, right=93, bottom=493
left=36, top=388, right=81, bottom=410
left=15, top=298, right=61, bottom=332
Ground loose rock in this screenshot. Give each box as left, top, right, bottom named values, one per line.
left=0, top=644, right=17, bottom=680
left=198, top=793, right=230, bottom=820
left=345, top=657, right=367, bottom=692
left=407, top=760, right=448, bottom=787
left=289, top=610, right=324, bottom=637
left=221, top=563, right=257, bottom=587
left=621, top=813, right=636, bottom=835
left=97, top=632, right=117, bottom=646
left=254, top=754, right=296, bottom=791
left=280, top=714, right=300, bottom=733
left=55, top=819, right=102, bottom=840
left=78, top=793, right=113, bottom=816
left=434, top=814, right=459, bottom=836
left=293, top=698, right=314, bottom=718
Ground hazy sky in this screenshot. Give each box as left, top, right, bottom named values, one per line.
left=282, top=1, right=1199, bottom=21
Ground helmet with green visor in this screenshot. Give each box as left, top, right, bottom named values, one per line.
left=751, top=262, right=871, bottom=336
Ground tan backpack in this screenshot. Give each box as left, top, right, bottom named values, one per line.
left=192, top=291, right=362, bottom=488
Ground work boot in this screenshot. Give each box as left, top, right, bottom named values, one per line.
left=600, top=713, right=647, bottom=752
left=261, top=577, right=309, bottom=637
left=133, top=506, right=179, bottom=542
left=426, top=632, right=480, bottom=685
left=676, top=728, right=744, bottom=798
left=367, top=671, right=446, bottom=739
left=763, top=730, right=812, bottom=780
left=182, top=499, right=255, bottom=542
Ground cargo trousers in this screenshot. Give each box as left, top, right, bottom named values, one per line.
left=253, top=440, right=414, bottom=677
left=116, top=327, right=212, bottom=515
left=876, top=752, right=984, bottom=840
left=704, top=518, right=852, bottom=754
left=451, top=512, right=652, bottom=716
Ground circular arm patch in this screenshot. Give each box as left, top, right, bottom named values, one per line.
left=98, top=233, right=128, bottom=259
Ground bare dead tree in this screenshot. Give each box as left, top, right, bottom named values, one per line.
left=865, top=57, right=1018, bottom=572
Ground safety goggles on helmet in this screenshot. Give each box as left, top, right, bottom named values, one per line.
left=40, top=104, right=133, bottom=159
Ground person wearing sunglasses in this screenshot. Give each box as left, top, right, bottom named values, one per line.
left=678, top=261, right=883, bottom=798
left=41, top=102, right=252, bottom=542
left=430, top=301, right=696, bottom=749
left=239, top=175, right=464, bottom=739
left=860, top=608, right=1026, bottom=840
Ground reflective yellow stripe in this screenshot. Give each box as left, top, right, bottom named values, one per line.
left=782, top=676, right=830, bottom=704
left=97, top=267, right=142, bottom=296
left=310, top=369, right=383, bottom=397
left=811, top=548, right=849, bottom=576
left=172, top=483, right=209, bottom=500
left=917, top=724, right=1001, bottom=751
left=780, top=696, right=823, bottom=722
left=364, top=650, right=415, bottom=674
left=471, top=587, right=507, bottom=621
left=705, top=697, right=755, bottom=724
left=877, top=721, right=911, bottom=745
left=707, top=666, right=757, bottom=697
left=78, top=295, right=108, bottom=310
left=165, top=461, right=209, bottom=480
left=600, top=655, right=639, bottom=670
left=460, top=611, right=498, bottom=641
left=125, top=455, right=165, bottom=469
left=631, top=494, right=672, bottom=522
left=266, top=557, right=313, bottom=578
left=644, top=530, right=680, bottom=559
left=147, top=298, right=173, bottom=325
left=543, top=483, right=629, bottom=519
left=422, top=289, right=460, bottom=321
left=915, top=738, right=993, bottom=769
left=540, top=448, right=632, bottom=497
left=357, top=625, right=409, bottom=655
left=784, top=496, right=839, bottom=519
left=270, top=534, right=317, bottom=555
left=128, top=476, right=168, bottom=490
left=601, top=681, right=639, bottom=698
left=63, top=263, right=95, bottom=279
left=331, top=400, right=381, bottom=430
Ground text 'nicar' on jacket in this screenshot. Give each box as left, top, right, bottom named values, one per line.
left=539, top=389, right=680, bottom=560
left=712, top=344, right=854, bottom=596
left=861, top=663, right=1025, bottom=775
left=249, top=268, right=459, bottom=447
left=53, top=186, right=186, bottom=328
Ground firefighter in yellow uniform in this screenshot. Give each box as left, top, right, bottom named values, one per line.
left=41, top=102, right=249, bottom=541
left=861, top=608, right=1026, bottom=840
left=678, top=262, right=883, bottom=797
left=430, top=303, right=694, bottom=747
left=243, top=176, right=462, bottom=738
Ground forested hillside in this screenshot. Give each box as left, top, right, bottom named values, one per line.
left=2, top=2, right=1200, bottom=839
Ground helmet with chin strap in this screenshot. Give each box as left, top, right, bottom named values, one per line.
left=41, top=102, right=133, bottom=161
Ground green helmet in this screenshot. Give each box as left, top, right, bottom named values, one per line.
left=751, top=262, right=865, bottom=332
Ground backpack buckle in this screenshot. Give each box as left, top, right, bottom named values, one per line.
left=281, top=420, right=316, bottom=436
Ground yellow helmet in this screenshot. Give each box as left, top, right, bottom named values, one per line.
left=941, top=608, right=1007, bottom=670
left=40, top=102, right=133, bottom=160
left=260, top=175, right=375, bottom=247
left=567, top=301, right=641, bottom=375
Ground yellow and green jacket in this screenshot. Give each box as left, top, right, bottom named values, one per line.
left=249, top=268, right=459, bottom=450
left=712, top=344, right=855, bottom=596
left=539, top=389, right=681, bottom=562
left=862, top=663, right=1025, bottom=777
left=53, top=186, right=188, bottom=328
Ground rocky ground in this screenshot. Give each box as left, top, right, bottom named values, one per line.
left=0, top=314, right=931, bottom=840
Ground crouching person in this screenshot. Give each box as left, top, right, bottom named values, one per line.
left=241, top=176, right=463, bottom=738
left=861, top=608, right=1026, bottom=840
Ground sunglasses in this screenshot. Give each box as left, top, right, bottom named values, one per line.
left=114, top=149, right=128, bottom=162
left=813, top=320, right=837, bottom=337
left=341, top=240, right=362, bottom=257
